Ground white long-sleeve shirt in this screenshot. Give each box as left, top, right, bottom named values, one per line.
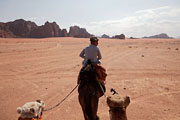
left=80, top=44, right=102, bottom=64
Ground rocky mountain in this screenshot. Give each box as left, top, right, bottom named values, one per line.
left=30, top=21, right=62, bottom=38
left=143, top=33, right=173, bottom=39
left=60, top=29, right=68, bottom=37
left=0, top=19, right=91, bottom=38
left=7, top=19, right=37, bottom=37
left=68, top=26, right=91, bottom=38
left=112, top=34, right=125, bottom=39
left=101, top=34, right=110, bottom=38
left=129, top=37, right=138, bottom=39
left=0, top=22, right=16, bottom=37
left=0, top=29, right=15, bottom=38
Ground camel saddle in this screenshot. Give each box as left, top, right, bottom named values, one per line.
left=93, top=64, right=107, bottom=82
left=77, top=64, right=107, bottom=84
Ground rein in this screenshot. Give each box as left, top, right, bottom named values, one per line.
left=43, top=84, right=79, bottom=112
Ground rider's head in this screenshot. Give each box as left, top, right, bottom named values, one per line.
left=90, top=36, right=99, bottom=46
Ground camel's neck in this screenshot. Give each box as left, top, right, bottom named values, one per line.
left=109, top=107, right=127, bottom=120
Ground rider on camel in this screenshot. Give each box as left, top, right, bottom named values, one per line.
left=80, top=36, right=102, bottom=66
left=78, top=36, right=107, bottom=86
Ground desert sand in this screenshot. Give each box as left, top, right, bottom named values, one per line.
left=0, top=37, right=180, bottom=120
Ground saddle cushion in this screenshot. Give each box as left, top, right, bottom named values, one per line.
left=93, top=64, right=107, bottom=82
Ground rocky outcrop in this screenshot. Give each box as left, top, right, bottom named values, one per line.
left=68, top=26, right=91, bottom=38
left=112, top=34, right=125, bottom=39
left=101, top=34, right=110, bottom=38
left=0, top=19, right=69, bottom=38
left=129, top=37, right=138, bottom=39
left=7, top=19, right=37, bottom=37
left=0, top=29, right=16, bottom=38
left=60, top=29, right=68, bottom=37
left=0, top=19, right=36, bottom=38
left=0, top=19, right=91, bottom=38
left=143, top=33, right=173, bottom=39
left=30, top=21, right=62, bottom=38
left=0, top=22, right=16, bottom=37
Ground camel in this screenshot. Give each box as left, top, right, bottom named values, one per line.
left=17, top=100, right=45, bottom=120
left=78, top=60, right=106, bottom=120
left=107, top=94, right=130, bottom=120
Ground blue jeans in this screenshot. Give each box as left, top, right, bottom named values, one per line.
left=82, top=60, right=101, bottom=66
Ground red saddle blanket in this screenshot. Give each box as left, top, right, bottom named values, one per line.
left=93, top=64, right=107, bottom=82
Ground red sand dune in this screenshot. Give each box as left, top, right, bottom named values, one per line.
left=0, top=37, right=180, bottom=120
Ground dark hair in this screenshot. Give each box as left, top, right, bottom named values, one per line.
left=90, top=36, right=99, bottom=42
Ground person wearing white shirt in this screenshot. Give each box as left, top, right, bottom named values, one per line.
left=80, top=36, right=102, bottom=66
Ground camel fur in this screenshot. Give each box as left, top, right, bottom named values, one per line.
left=107, top=94, right=130, bottom=120
left=17, top=100, right=45, bottom=119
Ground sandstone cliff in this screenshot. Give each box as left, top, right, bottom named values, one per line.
left=30, top=21, right=61, bottom=38
left=68, top=26, right=91, bottom=38
left=0, top=19, right=77, bottom=38
left=0, top=19, right=92, bottom=38
left=112, top=34, right=125, bottom=39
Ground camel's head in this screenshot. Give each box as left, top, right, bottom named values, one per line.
left=107, top=94, right=130, bottom=110
left=107, top=94, right=130, bottom=120
left=17, top=100, right=45, bottom=119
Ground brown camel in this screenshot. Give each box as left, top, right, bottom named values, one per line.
left=107, top=94, right=130, bottom=120
left=78, top=60, right=106, bottom=120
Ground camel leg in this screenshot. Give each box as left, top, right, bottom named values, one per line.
left=79, top=94, right=99, bottom=120
left=91, top=95, right=99, bottom=120
left=78, top=94, right=89, bottom=120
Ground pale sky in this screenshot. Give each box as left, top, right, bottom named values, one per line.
left=0, top=0, right=180, bottom=38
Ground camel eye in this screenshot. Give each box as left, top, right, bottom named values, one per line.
left=30, top=108, right=35, bottom=113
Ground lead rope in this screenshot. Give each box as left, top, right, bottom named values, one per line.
left=43, top=84, right=79, bottom=112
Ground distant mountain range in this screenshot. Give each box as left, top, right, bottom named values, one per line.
left=0, top=19, right=91, bottom=38
left=0, top=19, right=177, bottom=39
left=143, top=33, right=173, bottom=39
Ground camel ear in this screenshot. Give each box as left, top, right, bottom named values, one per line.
left=36, top=99, right=41, bottom=103
left=124, top=96, right=130, bottom=108
left=30, top=108, right=35, bottom=113
left=36, top=100, right=45, bottom=108
left=17, top=107, right=22, bottom=114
